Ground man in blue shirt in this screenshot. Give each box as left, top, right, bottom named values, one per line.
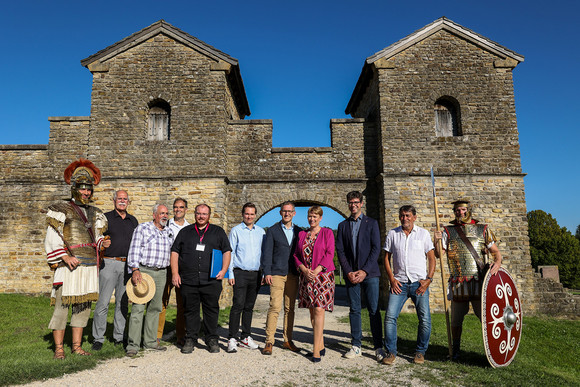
left=336, top=191, right=384, bottom=361
left=227, top=203, right=265, bottom=353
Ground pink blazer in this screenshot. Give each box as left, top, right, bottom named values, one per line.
left=294, top=227, right=335, bottom=272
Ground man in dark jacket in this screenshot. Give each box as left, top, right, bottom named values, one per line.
left=261, top=201, right=301, bottom=355
left=336, top=191, right=384, bottom=361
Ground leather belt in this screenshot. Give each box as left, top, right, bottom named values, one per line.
left=105, top=256, right=127, bottom=262
left=141, top=265, right=166, bottom=271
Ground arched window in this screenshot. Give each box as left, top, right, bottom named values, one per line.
left=148, top=99, right=171, bottom=140
left=434, top=97, right=461, bottom=137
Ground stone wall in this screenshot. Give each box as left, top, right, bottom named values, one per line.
left=0, top=19, right=567, bottom=317
left=533, top=274, right=579, bottom=318
left=86, top=34, right=237, bottom=179
left=348, top=28, right=537, bottom=313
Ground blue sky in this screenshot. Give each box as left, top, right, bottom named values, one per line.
left=1, top=0, right=578, bottom=232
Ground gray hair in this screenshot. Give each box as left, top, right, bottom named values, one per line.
left=153, top=203, right=167, bottom=214
left=113, top=190, right=129, bottom=201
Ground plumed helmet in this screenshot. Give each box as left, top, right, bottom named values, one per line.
left=64, top=158, right=101, bottom=205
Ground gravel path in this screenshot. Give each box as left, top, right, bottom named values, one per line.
left=25, top=288, right=430, bottom=386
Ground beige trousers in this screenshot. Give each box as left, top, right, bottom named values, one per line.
left=265, top=272, right=299, bottom=344
left=48, top=285, right=92, bottom=330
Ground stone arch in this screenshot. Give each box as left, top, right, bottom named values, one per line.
left=256, top=197, right=349, bottom=222
left=225, top=182, right=366, bottom=231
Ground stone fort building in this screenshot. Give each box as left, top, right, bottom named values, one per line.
left=1, top=18, right=567, bottom=315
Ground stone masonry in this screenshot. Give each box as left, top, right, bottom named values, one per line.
left=0, top=18, right=564, bottom=316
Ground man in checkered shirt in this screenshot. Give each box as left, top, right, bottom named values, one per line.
left=125, top=203, right=174, bottom=357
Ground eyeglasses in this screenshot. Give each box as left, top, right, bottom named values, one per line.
left=348, top=201, right=361, bottom=205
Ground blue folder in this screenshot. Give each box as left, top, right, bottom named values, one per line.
left=210, top=249, right=229, bottom=279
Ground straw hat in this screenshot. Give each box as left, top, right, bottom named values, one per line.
left=126, top=273, right=156, bottom=304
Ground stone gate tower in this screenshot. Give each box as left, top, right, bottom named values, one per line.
left=0, top=18, right=545, bottom=314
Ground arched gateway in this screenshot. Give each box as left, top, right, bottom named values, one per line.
left=0, top=18, right=542, bottom=313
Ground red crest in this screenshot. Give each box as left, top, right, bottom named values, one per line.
left=481, top=267, right=522, bottom=368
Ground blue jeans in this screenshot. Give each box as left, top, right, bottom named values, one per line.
left=346, top=276, right=382, bottom=349
left=384, top=281, right=431, bottom=355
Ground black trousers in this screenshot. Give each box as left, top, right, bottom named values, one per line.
left=228, top=269, right=261, bottom=340
left=181, top=280, right=222, bottom=342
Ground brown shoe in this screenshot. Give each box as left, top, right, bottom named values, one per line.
left=262, top=342, right=273, bottom=355
left=71, top=342, right=91, bottom=356
left=53, top=344, right=65, bottom=360
left=381, top=352, right=396, bottom=365
left=413, top=352, right=425, bottom=364
left=282, top=341, right=300, bottom=352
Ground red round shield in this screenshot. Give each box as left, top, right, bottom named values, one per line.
left=481, top=267, right=522, bottom=368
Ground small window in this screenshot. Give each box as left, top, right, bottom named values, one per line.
left=435, top=97, right=461, bottom=137
left=148, top=100, right=171, bottom=140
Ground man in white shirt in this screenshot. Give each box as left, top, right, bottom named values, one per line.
left=157, top=198, right=190, bottom=346
left=227, top=202, right=265, bottom=353
left=382, top=205, right=436, bottom=366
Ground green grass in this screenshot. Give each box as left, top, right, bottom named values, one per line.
left=360, top=311, right=580, bottom=386
left=0, top=294, right=230, bottom=386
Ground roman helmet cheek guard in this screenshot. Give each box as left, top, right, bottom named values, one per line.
left=452, top=200, right=472, bottom=224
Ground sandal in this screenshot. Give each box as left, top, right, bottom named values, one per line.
left=71, top=343, right=91, bottom=356
left=53, top=344, right=65, bottom=360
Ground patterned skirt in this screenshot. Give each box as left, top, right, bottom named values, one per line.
left=298, top=271, right=335, bottom=312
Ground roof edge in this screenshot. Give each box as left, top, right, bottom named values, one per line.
left=346, top=17, right=525, bottom=115
left=367, top=17, right=524, bottom=64
left=80, top=20, right=239, bottom=67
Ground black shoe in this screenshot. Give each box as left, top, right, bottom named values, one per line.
left=181, top=338, right=195, bottom=354
left=207, top=339, right=220, bottom=353
left=91, top=341, right=103, bottom=351
left=114, top=340, right=123, bottom=347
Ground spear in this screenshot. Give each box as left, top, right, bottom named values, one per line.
left=431, top=167, right=452, bottom=358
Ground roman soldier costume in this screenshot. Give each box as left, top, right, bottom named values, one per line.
left=444, top=220, right=497, bottom=302
left=439, top=200, right=521, bottom=367
left=45, top=158, right=108, bottom=359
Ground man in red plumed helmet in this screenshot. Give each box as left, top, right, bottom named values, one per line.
left=45, top=158, right=111, bottom=359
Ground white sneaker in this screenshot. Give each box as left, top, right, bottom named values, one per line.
left=375, top=348, right=386, bottom=362
left=240, top=336, right=259, bottom=350
left=343, top=346, right=361, bottom=359
left=227, top=338, right=238, bottom=353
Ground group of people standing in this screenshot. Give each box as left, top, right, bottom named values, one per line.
left=45, top=159, right=503, bottom=364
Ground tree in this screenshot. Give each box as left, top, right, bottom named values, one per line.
left=527, top=210, right=580, bottom=289
left=576, top=225, right=580, bottom=242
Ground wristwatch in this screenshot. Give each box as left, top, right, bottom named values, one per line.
left=426, top=276, right=433, bottom=281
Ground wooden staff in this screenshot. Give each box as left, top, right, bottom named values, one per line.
left=431, top=167, right=452, bottom=358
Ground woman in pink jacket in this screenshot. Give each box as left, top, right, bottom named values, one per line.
left=294, top=206, right=335, bottom=362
